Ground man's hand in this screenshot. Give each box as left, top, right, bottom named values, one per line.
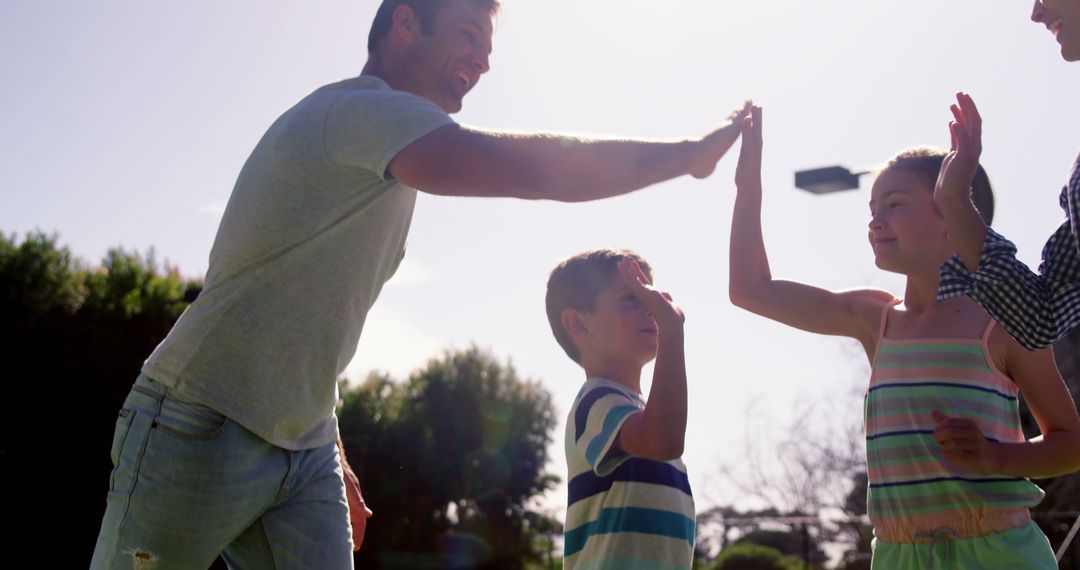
left=932, top=410, right=999, bottom=474
left=734, top=104, right=763, bottom=190
left=338, top=433, right=373, bottom=552
left=934, top=92, right=983, bottom=212
left=342, top=464, right=373, bottom=552
left=689, top=101, right=753, bottom=179
left=619, top=259, right=684, bottom=333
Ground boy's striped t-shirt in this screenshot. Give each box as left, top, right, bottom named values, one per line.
left=564, top=378, right=695, bottom=569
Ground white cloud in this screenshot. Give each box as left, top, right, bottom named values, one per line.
left=197, top=200, right=227, bottom=218
left=343, top=305, right=445, bottom=381
left=387, top=256, right=431, bottom=287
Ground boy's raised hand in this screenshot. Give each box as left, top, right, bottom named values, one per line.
left=735, top=104, right=763, bottom=190
left=689, top=101, right=753, bottom=179
left=619, top=260, right=684, bottom=333
left=934, top=92, right=983, bottom=209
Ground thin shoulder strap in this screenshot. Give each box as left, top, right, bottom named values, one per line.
left=876, top=298, right=902, bottom=341
left=980, top=314, right=997, bottom=344
left=871, top=298, right=903, bottom=365
left=979, top=315, right=1015, bottom=383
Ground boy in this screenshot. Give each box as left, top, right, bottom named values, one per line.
left=546, top=249, right=695, bottom=569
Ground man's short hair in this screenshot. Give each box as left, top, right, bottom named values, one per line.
left=545, top=248, right=652, bottom=364
left=367, top=0, right=501, bottom=55
left=880, top=146, right=996, bottom=226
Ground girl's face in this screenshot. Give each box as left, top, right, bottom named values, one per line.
left=867, top=168, right=953, bottom=275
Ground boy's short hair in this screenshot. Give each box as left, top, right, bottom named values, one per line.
left=880, top=146, right=996, bottom=226
left=545, top=248, right=652, bottom=364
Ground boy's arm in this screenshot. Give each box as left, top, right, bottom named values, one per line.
left=932, top=328, right=1080, bottom=478
left=728, top=106, right=891, bottom=350
left=935, top=93, right=1080, bottom=350
left=388, top=103, right=750, bottom=202
left=615, top=261, right=687, bottom=462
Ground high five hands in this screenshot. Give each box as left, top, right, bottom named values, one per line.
left=735, top=104, right=764, bottom=190
left=690, top=101, right=754, bottom=179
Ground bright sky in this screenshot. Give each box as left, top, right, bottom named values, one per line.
left=4, top=1, right=1079, bottom=517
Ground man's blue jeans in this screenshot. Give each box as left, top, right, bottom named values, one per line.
left=91, top=375, right=354, bottom=569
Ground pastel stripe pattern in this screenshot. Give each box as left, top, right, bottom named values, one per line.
left=866, top=337, right=1044, bottom=537
left=564, top=378, right=695, bottom=569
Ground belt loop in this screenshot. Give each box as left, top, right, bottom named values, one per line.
left=132, top=373, right=167, bottom=417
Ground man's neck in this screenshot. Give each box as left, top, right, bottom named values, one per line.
left=360, top=58, right=406, bottom=92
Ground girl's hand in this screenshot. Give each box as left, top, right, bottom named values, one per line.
left=932, top=409, right=999, bottom=474
left=934, top=92, right=983, bottom=210
left=734, top=104, right=763, bottom=190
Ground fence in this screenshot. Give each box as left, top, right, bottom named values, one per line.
left=700, top=511, right=1080, bottom=569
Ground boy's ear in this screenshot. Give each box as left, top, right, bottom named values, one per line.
left=561, top=308, right=588, bottom=339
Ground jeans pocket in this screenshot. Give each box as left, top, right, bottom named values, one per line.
left=110, top=406, right=154, bottom=496
left=110, top=408, right=135, bottom=467
left=108, top=408, right=136, bottom=492
left=153, top=389, right=229, bottom=441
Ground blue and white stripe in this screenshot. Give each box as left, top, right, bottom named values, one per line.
left=564, top=378, right=695, bottom=569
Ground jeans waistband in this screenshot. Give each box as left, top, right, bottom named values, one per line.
left=121, top=373, right=170, bottom=418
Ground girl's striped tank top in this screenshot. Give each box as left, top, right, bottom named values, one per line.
left=865, top=301, right=1043, bottom=536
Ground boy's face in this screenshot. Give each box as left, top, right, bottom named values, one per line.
left=574, top=272, right=659, bottom=369
left=1032, top=0, right=1080, bottom=62
left=867, top=169, right=952, bottom=275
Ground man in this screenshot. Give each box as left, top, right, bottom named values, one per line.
left=936, top=0, right=1080, bottom=350
left=91, top=0, right=750, bottom=567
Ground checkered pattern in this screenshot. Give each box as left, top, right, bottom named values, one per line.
left=938, top=152, right=1080, bottom=350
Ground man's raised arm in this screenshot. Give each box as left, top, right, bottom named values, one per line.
left=389, top=103, right=750, bottom=202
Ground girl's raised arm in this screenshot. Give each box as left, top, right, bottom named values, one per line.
left=728, top=106, right=892, bottom=356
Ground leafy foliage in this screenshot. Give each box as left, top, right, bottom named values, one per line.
left=0, top=231, right=201, bottom=565
left=709, top=542, right=803, bottom=570
left=340, top=347, right=561, bottom=569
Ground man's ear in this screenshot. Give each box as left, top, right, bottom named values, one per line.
left=561, top=308, right=588, bottom=339
left=391, top=4, right=420, bottom=45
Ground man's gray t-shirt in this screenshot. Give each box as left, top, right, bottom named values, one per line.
left=142, top=75, right=453, bottom=450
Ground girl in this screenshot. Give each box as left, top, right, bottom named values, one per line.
left=728, top=102, right=1080, bottom=569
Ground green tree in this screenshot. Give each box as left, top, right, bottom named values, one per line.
left=0, top=231, right=201, bottom=566
left=338, top=346, right=560, bottom=569
left=695, top=505, right=828, bottom=569
left=737, top=529, right=825, bottom=567
left=710, top=543, right=802, bottom=570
